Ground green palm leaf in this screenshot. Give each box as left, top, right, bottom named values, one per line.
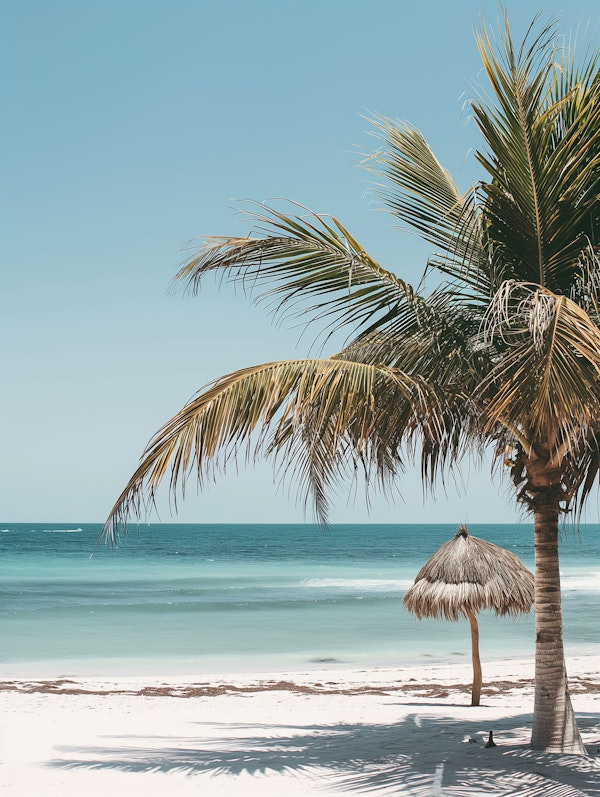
left=174, top=203, right=416, bottom=344
left=473, top=13, right=600, bottom=291
left=364, top=117, right=489, bottom=298
left=338, top=307, right=487, bottom=391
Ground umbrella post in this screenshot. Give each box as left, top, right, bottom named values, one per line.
left=403, top=526, right=533, bottom=709
left=466, top=609, right=482, bottom=706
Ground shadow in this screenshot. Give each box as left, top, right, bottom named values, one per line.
left=392, top=701, right=473, bottom=708
left=46, top=712, right=600, bottom=795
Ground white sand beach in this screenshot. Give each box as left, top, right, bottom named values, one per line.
left=1, top=655, right=599, bottom=796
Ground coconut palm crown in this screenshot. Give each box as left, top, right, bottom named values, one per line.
left=102, top=13, right=599, bottom=754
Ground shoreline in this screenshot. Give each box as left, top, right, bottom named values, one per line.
left=2, top=652, right=598, bottom=695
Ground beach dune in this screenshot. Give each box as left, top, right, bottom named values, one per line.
left=1, top=657, right=599, bottom=796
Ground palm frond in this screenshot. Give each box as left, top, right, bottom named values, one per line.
left=364, top=117, right=490, bottom=296
left=480, top=282, right=600, bottom=453
left=340, top=320, right=480, bottom=390
left=174, top=202, right=416, bottom=346
left=99, top=357, right=452, bottom=546
left=572, top=433, right=600, bottom=518
left=570, top=242, right=600, bottom=321
left=473, top=12, right=600, bottom=291
left=269, top=416, right=344, bottom=524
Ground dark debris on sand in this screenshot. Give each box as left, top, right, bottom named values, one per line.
left=0, top=675, right=597, bottom=699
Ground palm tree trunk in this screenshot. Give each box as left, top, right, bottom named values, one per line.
left=466, top=609, right=482, bottom=706
left=531, top=499, right=586, bottom=753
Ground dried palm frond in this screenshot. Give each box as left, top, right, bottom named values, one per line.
left=403, top=524, right=533, bottom=621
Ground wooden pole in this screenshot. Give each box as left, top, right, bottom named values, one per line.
left=466, top=609, right=482, bottom=706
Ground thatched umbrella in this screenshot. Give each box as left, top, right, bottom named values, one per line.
left=403, top=524, right=534, bottom=706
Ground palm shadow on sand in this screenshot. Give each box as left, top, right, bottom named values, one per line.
left=47, top=711, right=600, bottom=795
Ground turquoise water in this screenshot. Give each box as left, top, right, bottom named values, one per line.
left=0, top=523, right=598, bottom=676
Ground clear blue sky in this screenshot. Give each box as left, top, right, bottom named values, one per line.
left=2, top=0, right=598, bottom=524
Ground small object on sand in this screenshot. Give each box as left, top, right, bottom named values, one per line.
left=485, top=731, right=497, bottom=748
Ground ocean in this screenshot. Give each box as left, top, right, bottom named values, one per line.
left=0, top=523, right=598, bottom=678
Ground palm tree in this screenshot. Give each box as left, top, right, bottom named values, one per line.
left=101, top=13, right=599, bottom=754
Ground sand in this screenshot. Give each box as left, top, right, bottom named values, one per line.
left=1, top=656, right=599, bottom=796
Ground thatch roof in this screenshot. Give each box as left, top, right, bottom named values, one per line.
left=403, top=525, right=534, bottom=621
